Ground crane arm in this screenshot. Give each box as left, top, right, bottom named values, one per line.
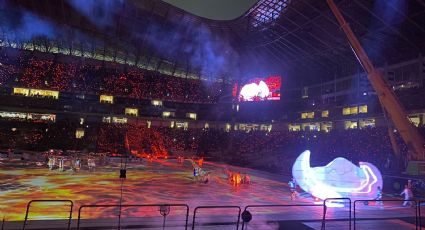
left=327, top=0, right=425, bottom=160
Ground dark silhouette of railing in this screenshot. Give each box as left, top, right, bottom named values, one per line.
left=7, top=198, right=425, bottom=229
left=192, top=206, right=241, bottom=230
left=353, top=199, right=418, bottom=230
left=419, top=200, right=424, bottom=230
left=322, top=198, right=352, bottom=230
left=240, top=204, right=325, bottom=230
left=77, top=204, right=189, bottom=230
left=23, top=200, right=73, bottom=230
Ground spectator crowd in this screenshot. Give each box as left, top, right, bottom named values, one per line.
left=1, top=117, right=421, bottom=175
left=0, top=49, right=226, bottom=104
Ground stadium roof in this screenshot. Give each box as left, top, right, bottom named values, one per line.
left=1, top=0, right=425, bottom=85
left=162, top=0, right=258, bottom=20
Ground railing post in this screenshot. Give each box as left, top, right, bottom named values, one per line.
left=321, top=203, right=327, bottom=230
left=185, top=204, right=189, bottom=230
left=77, top=204, right=189, bottom=230
left=23, top=200, right=32, bottom=230
left=242, top=204, right=324, bottom=230
left=322, top=198, right=351, bottom=230
left=192, top=206, right=241, bottom=230
left=68, top=201, right=73, bottom=230
left=192, top=207, right=197, bottom=230
left=77, top=205, right=84, bottom=230
left=354, top=200, right=357, bottom=230
left=354, top=199, right=418, bottom=230
left=23, top=200, right=73, bottom=230
left=419, top=201, right=423, bottom=230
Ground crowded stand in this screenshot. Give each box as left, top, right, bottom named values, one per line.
left=0, top=49, right=226, bottom=104
left=0, top=48, right=423, bottom=178
left=0, top=117, right=420, bottom=175
left=1, top=0, right=425, bottom=229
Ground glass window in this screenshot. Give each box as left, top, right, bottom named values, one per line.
left=186, top=113, right=197, bottom=120
left=112, top=117, right=127, bottom=123
left=29, top=89, right=59, bottom=99
left=225, top=123, right=231, bottom=132
left=13, top=87, right=30, bottom=96
left=301, top=112, right=314, bottom=119
left=344, top=120, right=358, bottom=129
left=102, top=117, right=112, bottom=123
left=152, top=100, right=163, bottom=106
left=100, top=95, right=114, bottom=104
left=343, top=107, right=351, bottom=115
left=320, top=122, right=332, bottom=132
left=75, top=129, right=85, bottom=139
left=125, top=108, right=138, bottom=116
left=359, top=119, right=375, bottom=128
left=289, top=124, right=301, bottom=131
left=163, top=111, right=175, bottom=118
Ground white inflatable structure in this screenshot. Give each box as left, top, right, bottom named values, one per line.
left=292, top=150, right=383, bottom=200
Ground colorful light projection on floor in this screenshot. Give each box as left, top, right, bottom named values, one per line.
left=292, top=150, right=383, bottom=200
left=0, top=160, right=290, bottom=221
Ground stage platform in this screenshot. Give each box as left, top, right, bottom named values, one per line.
left=0, top=158, right=423, bottom=229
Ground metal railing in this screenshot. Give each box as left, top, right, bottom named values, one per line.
left=4, top=198, right=424, bottom=229
left=353, top=199, right=418, bottom=230
left=419, top=200, right=424, bottom=230
left=323, top=198, right=352, bottom=230
left=241, top=204, right=325, bottom=230
left=23, top=200, right=73, bottom=230
left=192, top=206, right=241, bottom=230
left=77, top=204, right=189, bottom=230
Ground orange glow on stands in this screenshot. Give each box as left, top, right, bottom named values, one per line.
left=125, top=123, right=168, bottom=159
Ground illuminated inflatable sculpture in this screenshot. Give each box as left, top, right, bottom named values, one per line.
left=292, top=150, right=383, bottom=200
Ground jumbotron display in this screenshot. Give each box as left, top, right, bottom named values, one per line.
left=236, top=76, right=281, bottom=102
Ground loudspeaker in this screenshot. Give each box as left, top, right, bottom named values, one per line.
left=241, top=210, right=252, bottom=223
left=120, top=169, right=126, bottom=178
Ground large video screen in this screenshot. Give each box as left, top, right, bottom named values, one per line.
left=236, top=76, right=281, bottom=102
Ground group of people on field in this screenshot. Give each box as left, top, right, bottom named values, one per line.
left=288, top=178, right=416, bottom=207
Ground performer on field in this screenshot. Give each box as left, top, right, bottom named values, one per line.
left=74, top=158, right=81, bottom=172
left=400, top=185, right=414, bottom=207
left=88, top=158, right=96, bottom=171
left=375, top=186, right=383, bottom=206
left=47, top=156, right=55, bottom=170
left=289, top=178, right=297, bottom=200
left=58, top=157, right=64, bottom=171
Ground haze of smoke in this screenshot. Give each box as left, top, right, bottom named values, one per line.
left=2, top=0, right=243, bottom=82
left=0, top=10, right=55, bottom=41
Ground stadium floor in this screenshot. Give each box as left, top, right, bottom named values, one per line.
left=0, top=158, right=421, bottom=229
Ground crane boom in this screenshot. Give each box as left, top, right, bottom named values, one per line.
left=327, top=0, right=425, bottom=160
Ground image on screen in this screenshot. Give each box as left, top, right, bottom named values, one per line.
left=237, top=76, right=281, bottom=102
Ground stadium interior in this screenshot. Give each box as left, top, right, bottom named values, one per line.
left=0, top=0, right=425, bottom=229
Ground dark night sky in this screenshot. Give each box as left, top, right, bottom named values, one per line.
left=162, top=0, right=258, bottom=20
